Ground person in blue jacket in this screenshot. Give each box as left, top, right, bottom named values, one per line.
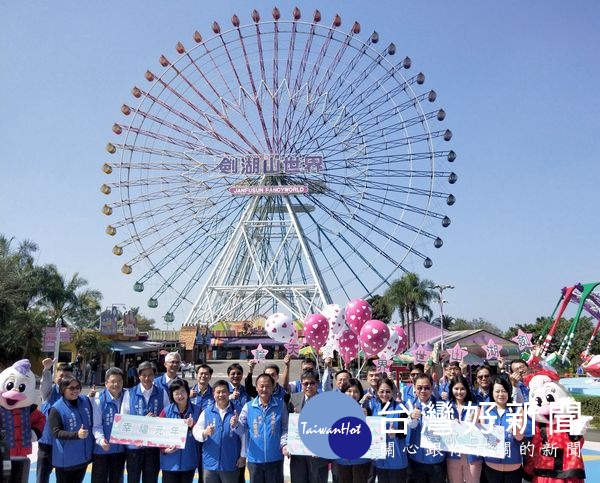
left=471, top=365, right=493, bottom=404
left=91, top=367, right=126, bottom=483
left=235, top=373, right=289, bottom=483
left=37, top=359, right=73, bottom=483
left=334, top=378, right=374, bottom=483
left=48, top=376, right=94, bottom=483
left=480, top=376, right=524, bottom=483
left=158, top=378, right=201, bottom=483
left=155, top=352, right=182, bottom=392
left=193, top=379, right=245, bottom=483
left=446, top=374, right=482, bottom=483
left=190, top=363, right=214, bottom=411
left=407, top=373, right=445, bottom=482
left=120, top=361, right=169, bottom=483
left=372, top=378, right=409, bottom=483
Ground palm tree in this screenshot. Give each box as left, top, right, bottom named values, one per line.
left=384, top=272, right=435, bottom=345
left=37, top=265, right=102, bottom=329
left=0, top=235, right=48, bottom=362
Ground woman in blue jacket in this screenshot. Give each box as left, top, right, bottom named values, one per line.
left=372, top=378, right=409, bottom=483
left=333, top=378, right=373, bottom=483
left=49, top=376, right=94, bottom=483
left=446, top=375, right=482, bottom=483
left=159, top=378, right=201, bottom=483
left=193, top=379, right=244, bottom=483
left=480, top=376, right=524, bottom=483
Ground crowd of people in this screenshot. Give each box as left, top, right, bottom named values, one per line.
left=33, top=352, right=549, bottom=483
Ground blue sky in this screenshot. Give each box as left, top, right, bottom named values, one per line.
left=1, top=1, right=599, bottom=331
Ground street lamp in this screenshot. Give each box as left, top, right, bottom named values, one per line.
left=432, top=284, right=454, bottom=352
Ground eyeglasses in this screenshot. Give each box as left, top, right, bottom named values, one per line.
left=302, top=381, right=316, bottom=386
left=166, top=361, right=181, bottom=364
left=477, top=374, right=490, bottom=380
left=415, top=386, right=431, bottom=391
left=66, top=385, right=81, bottom=391
left=410, top=373, right=420, bottom=377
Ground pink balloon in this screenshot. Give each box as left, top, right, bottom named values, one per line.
left=338, top=329, right=360, bottom=364
left=359, top=320, right=390, bottom=358
left=345, top=299, right=372, bottom=334
left=265, top=313, right=297, bottom=344
left=303, top=313, right=329, bottom=350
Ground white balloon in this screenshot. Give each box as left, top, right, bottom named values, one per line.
left=265, top=313, right=297, bottom=343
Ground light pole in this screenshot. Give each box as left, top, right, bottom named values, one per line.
left=433, top=284, right=454, bottom=352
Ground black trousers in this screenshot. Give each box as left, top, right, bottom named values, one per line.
left=91, top=452, right=126, bottom=483
left=55, top=465, right=88, bottom=483
left=409, top=461, right=445, bottom=483
left=161, top=470, right=195, bottom=483
left=126, top=448, right=160, bottom=483
left=36, top=442, right=54, bottom=483
left=289, top=455, right=330, bottom=483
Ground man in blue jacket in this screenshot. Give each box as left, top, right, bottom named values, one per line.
left=407, top=373, right=445, bottom=482
left=235, top=373, right=289, bottom=483
left=120, top=361, right=169, bottom=483
left=91, top=367, right=126, bottom=483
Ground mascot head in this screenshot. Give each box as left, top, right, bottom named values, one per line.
left=525, top=369, right=593, bottom=435
left=0, top=359, right=38, bottom=410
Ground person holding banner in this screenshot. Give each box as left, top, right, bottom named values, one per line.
left=48, top=376, right=94, bottom=483
left=121, top=361, right=169, bottom=483
left=159, top=379, right=201, bottom=483
left=289, top=370, right=332, bottom=483
left=407, top=373, right=446, bottom=482
left=333, top=378, right=373, bottom=483
left=480, top=376, right=524, bottom=483
left=372, top=378, right=409, bottom=483
left=91, top=367, right=126, bottom=483
left=446, top=375, right=482, bottom=483
left=193, top=379, right=245, bottom=483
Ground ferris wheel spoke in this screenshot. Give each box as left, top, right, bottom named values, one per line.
left=132, top=80, right=262, bottom=155
left=300, top=205, right=383, bottom=297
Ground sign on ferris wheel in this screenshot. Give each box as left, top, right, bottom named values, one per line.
left=228, top=185, right=309, bottom=196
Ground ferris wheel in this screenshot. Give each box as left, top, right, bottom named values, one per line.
left=100, top=7, right=458, bottom=327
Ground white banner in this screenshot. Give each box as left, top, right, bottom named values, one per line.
left=287, top=414, right=386, bottom=459
left=110, top=413, right=188, bottom=449
left=419, top=419, right=506, bottom=458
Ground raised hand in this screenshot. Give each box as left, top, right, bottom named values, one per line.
left=230, top=410, right=239, bottom=428
left=204, top=422, right=216, bottom=438
left=77, top=424, right=89, bottom=439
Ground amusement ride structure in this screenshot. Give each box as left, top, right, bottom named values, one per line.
left=100, top=7, right=457, bottom=327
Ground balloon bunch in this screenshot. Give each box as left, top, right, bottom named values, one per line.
left=265, top=298, right=408, bottom=370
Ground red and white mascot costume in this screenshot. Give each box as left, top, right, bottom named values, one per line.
left=0, top=359, right=46, bottom=456
left=525, top=370, right=592, bottom=483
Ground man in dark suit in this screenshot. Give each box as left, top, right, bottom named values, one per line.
left=289, top=370, right=331, bottom=483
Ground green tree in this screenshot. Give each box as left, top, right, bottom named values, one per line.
left=504, top=316, right=598, bottom=369
left=448, top=317, right=503, bottom=336
left=36, top=266, right=102, bottom=329
left=366, top=294, right=392, bottom=323
left=384, top=272, right=435, bottom=345
left=71, top=329, right=112, bottom=361
left=127, top=306, right=157, bottom=332
left=0, top=236, right=49, bottom=363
